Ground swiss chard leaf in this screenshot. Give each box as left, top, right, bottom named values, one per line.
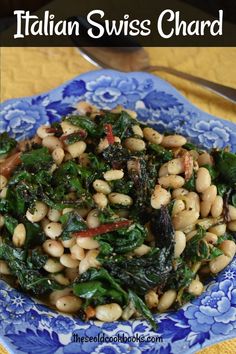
left=149, top=144, right=173, bottom=162
left=101, top=248, right=173, bottom=296
left=24, top=220, right=46, bottom=248
left=74, top=268, right=128, bottom=305
left=213, top=150, right=236, bottom=185
left=60, top=211, right=87, bottom=240
left=0, top=243, right=60, bottom=295
left=128, top=290, right=157, bottom=330
left=3, top=215, right=18, bottom=235
left=96, top=223, right=146, bottom=255
left=107, top=111, right=136, bottom=139
left=202, top=164, right=218, bottom=180
left=64, top=116, right=99, bottom=137
left=184, top=226, right=209, bottom=263
left=0, top=132, right=17, bottom=158
left=150, top=206, right=175, bottom=252
left=21, top=147, right=53, bottom=170
left=216, top=183, right=229, bottom=197
left=165, top=259, right=194, bottom=291
left=184, top=173, right=196, bottom=191
left=183, top=142, right=203, bottom=153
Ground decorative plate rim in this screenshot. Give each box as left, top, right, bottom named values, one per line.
left=1, top=69, right=236, bottom=354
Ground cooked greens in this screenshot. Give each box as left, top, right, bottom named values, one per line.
left=0, top=133, right=17, bottom=158
left=0, top=104, right=235, bottom=330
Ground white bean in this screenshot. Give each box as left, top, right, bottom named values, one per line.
left=167, top=158, right=184, bottom=175
left=211, top=196, right=223, bottom=218
left=41, top=217, right=50, bottom=231
left=0, top=260, right=11, bottom=275
left=151, top=185, right=171, bottom=209
left=43, top=240, right=64, bottom=257
left=65, top=267, right=79, bottom=282
left=174, top=231, right=186, bottom=258
left=93, top=179, right=111, bottom=194
left=143, top=127, right=163, bottom=145
left=172, top=210, right=199, bottom=230
left=161, top=135, right=187, bottom=148
left=52, top=148, right=65, bottom=165
left=198, top=152, right=213, bottom=166
left=0, top=187, right=8, bottom=199
left=76, top=237, right=99, bottom=250
left=158, top=163, right=169, bottom=177
left=200, top=201, right=212, bottom=218
left=70, top=244, right=85, bottom=260
left=95, top=303, right=122, bottom=322
left=26, top=201, right=48, bottom=223
left=61, top=121, right=81, bottom=134
left=132, top=125, right=143, bottom=137
left=76, top=101, right=94, bottom=114
left=219, top=240, right=236, bottom=258
left=51, top=273, right=70, bottom=286
left=42, top=136, right=63, bottom=151
left=108, top=193, right=133, bottom=206
left=37, top=125, right=54, bottom=139
left=122, top=302, right=136, bottom=320
left=185, top=192, right=200, bottom=212
left=210, top=255, right=232, bottom=273
left=0, top=175, right=8, bottom=189
left=0, top=215, right=4, bottom=228
left=158, top=175, right=185, bottom=189
left=47, top=209, right=61, bottom=222
left=196, top=167, right=211, bottom=193
left=64, top=152, right=73, bottom=161
left=204, top=232, right=218, bottom=244
left=56, top=295, right=82, bottom=313
left=172, top=188, right=188, bottom=199
left=44, top=222, right=63, bottom=239
left=133, top=244, right=151, bottom=256
left=188, top=279, right=204, bottom=296
left=124, top=138, right=146, bottom=152
left=61, top=237, right=76, bottom=248
left=49, top=288, right=73, bottom=305
left=79, top=153, right=90, bottom=167
left=79, top=250, right=100, bottom=274
left=62, top=208, right=74, bottom=215
left=208, top=224, right=226, bottom=236
left=228, top=205, right=236, bottom=221
left=103, top=169, right=124, bottom=181
left=77, top=208, right=90, bottom=218
left=60, top=254, right=80, bottom=268
left=157, top=290, right=177, bottom=312
left=43, top=258, right=64, bottom=273
left=12, top=223, right=26, bottom=247
left=97, top=137, right=120, bottom=153
left=66, top=141, right=86, bottom=158
left=93, top=193, right=108, bottom=209
left=172, top=200, right=185, bottom=216
left=145, top=290, right=159, bottom=309
left=228, top=221, right=236, bottom=232
left=213, top=240, right=235, bottom=271
left=202, top=185, right=217, bottom=203
left=86, top=209, right=100, bottom=229
left=79, top=258, right=90, bottom=274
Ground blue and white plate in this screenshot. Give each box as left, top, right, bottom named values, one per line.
left=0, top=70, right=236, bottom=354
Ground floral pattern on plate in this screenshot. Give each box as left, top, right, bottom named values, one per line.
left=0, top=70, right=236, bottom=354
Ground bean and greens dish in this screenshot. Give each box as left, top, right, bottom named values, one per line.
left=0, top=102, right=236, bottom=329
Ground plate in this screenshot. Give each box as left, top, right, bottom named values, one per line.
left=0, top=69, right=236, bottom=354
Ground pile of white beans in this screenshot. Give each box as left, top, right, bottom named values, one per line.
left=0, top=101, right=235, bottom=323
